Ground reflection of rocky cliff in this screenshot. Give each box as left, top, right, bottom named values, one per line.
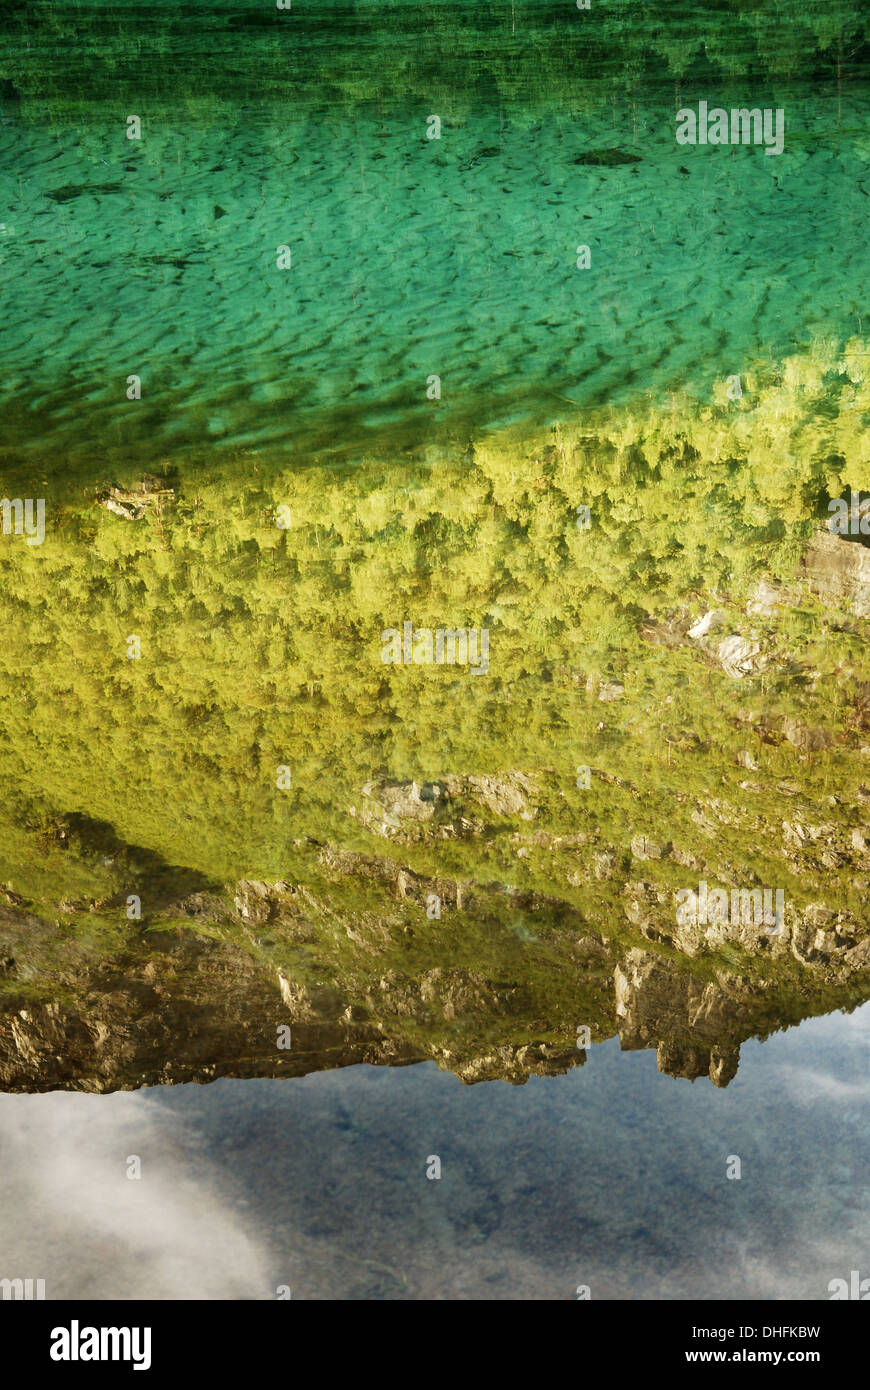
left=1, top=830, right=868, bottom=1093
left=616, top=950, right=742, bottom=1087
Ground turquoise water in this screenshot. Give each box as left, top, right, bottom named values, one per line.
left=1, top=1003, right=867, bottom=1299
left=1, top=2, right=869, bottom=470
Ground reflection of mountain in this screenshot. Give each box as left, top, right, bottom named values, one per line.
left=1, top=342, right=869, bottom=1096
left=1, top=824, right=868, bottom=1093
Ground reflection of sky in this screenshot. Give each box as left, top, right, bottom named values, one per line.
left=0, top=1003, right=867, bottom=1300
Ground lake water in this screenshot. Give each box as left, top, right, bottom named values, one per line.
left=1, top=3, right=869, bottom=472
left=1, top=1002, right=867, bottom=1300
left=0, top=0, right=868, bottom=1308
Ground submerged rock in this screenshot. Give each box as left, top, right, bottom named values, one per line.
left=234, top=879, right=274, bottom=924
left=746, top=575, right=802, bottom=616
left=357, top=772, right=538, bottom=838
left=631, top=835, right=668, bottom=861
left=802, top=531, right=870, bottom=617
left=716, top=634, right=763, bottom=679
left=781, top=719, right=833, bottom=751
left=688, top=609, right=725, bottom=640
left=376, top=781, right=435, bottom=823
left=98, top=478, right=174, bottom=522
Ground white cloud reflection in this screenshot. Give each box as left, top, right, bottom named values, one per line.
left=0, top=1089, right=273, bottom=1299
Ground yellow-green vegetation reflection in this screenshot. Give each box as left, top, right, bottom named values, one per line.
left=0, top=340, right=868, bottom=1089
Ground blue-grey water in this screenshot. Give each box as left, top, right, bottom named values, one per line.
left=1, top=1003, right=866, bottom=1300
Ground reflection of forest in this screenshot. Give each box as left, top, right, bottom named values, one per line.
left=0, top=0, right=868, bottom=1097
left=0, top=362, right=868, bottom=886
left=0, top=370, right=869, bottom=1093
